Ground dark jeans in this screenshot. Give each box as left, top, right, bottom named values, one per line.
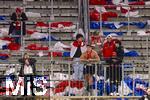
left=83, top=64, right=104, bottom=76
left=107, top=65, right=122, bottom=93
left=83, top=64, right=95, bottom=75
left=24, top=75, right=35, bottom=96
left=105, top=58, right=122, bottom=93
left=12, top=29, right=21, bottom=45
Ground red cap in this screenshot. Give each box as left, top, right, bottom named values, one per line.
left=16, top=8, right=22, bottom=13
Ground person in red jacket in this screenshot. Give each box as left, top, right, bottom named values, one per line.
left=102, top=35, right=116, bottom=95
left=102, top=35, right=116, bottom=61
left=103, top=36, right=124, bottom=96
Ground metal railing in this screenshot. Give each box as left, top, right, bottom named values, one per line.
left=0, top=60, right=149, bottom=99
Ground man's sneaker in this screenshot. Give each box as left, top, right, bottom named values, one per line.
left=114, top=92, right=120, bottom=96
left=109, top=92, right=114, bottom=96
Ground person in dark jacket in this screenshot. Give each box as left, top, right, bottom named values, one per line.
left=139, top=95, right=150, bottom=100
left=113, top=40, right=124, bottom=63
left=112, top=40, right=124, bottom=95
left=9, top=7, right=28, bottom=45
left=18, top=53, right=36, bottom=96
left=139, top=88, right=150, bottom=100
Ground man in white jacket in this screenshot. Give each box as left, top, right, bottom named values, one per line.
left=70, top=34, right=86, bottom=80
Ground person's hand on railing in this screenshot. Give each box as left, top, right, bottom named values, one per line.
left=80, top=59, right=89, bottom=62
left=112, top=58, right=117, bottom=62
left=80, top=59, right=100, bottom=64
left=88, top=59, right=99, bottom=62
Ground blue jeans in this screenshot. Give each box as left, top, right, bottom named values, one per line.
left=72, top=58, right=84, bottom=80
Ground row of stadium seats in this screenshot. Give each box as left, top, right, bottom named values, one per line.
left=0, top=1, right=149, bottom=65
left=0, top=0, right=149, bottom=84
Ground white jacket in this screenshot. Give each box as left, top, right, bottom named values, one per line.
left=70, top=42, right=87, bottom=58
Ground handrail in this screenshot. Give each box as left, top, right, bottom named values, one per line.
left=0, top=59, right=148, bottom=64
left=0, top=96, right=142, bottom=99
